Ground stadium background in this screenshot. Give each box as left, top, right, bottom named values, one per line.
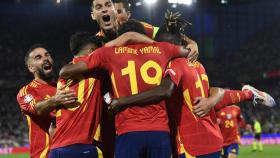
left=0, top=0, right=279, bottom=157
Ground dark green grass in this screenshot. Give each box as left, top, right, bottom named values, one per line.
left=1, top=145, right=280, bottom=158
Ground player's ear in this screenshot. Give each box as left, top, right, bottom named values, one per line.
left=91, top=12, right=96, bottom=20
left=27, top=64, right=35, bottom=73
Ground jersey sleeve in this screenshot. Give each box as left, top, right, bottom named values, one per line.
left=158, top=42, right=181, bottom=60
left=163, top=60, right=182, bottom=86
left=17, top=86, right=38, bottom=115
left=76, top=47, right=108, bottom=70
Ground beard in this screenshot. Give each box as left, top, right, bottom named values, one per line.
left=37, top=68, right=57, bottom=83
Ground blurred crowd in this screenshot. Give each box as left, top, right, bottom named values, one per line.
left=0, top=14, right=279, bottom=148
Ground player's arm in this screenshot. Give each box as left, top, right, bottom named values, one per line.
left=105, top=32, right=155, bottom=47
left=192, top=87, right=225, bottom=117
left=34, top=85, right=76, bottom=115
left=181, top=34, right=199, bottom=62
left=16, top=85, right=76, bottom=116
left=109, top=76, right=175, bottom=113
left=60, top=49, right=105, bottom=80
left=59, top=62, right=89, bottom=80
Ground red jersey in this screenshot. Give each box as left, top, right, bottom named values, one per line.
left=164, top=59, right=223, bottom=156
left=79, top=42, right=181, bottom=135
left=140, top=21, right=158, bottom=39
left=17, top=80, right=56, bottom=158
left=50, top=57, right=104, bottom=149
left=216, top=105, right=245, bottom=146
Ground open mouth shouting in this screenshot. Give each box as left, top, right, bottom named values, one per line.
left=42, top=61, right=53, bottom=73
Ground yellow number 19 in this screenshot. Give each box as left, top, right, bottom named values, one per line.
left=121, top=60, right=162, bottom=95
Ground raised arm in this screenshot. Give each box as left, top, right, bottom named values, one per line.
left=109, top=76, right=175, bottom=114
left=105, top=32, right=155, bottom=47
left=180, top=34, right=199, bottom=62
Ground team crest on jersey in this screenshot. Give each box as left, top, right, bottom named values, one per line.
left=24, top=94, right=33, bottom=103
left=226, top=113, right=232, bottom=119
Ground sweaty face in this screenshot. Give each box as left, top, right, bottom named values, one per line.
left=28, top=48, right=54, bottom=80
left=92, top=0, right=117, bottom=31
left=114, top=3, right=130, bottom=25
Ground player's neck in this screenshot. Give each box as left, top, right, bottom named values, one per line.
left=34, top=76, right=56, bottom=86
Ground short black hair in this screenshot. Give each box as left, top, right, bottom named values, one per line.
left=69, top=32, right=102, bottom=56
left=25, top=44, right=46, bottom=67
left=155, top=25, right=183, bottom=45
left=117, top=19, right=146, bottom=36
left=114, top=0, right=130, bottom=11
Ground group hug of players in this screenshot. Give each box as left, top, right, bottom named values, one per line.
left=16, top=0, right=276, bottom=158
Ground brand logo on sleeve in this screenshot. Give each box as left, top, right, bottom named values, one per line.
left=24, top=94, right=33, bottom=103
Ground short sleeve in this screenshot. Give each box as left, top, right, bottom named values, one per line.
left=157, top=42, right=181, bottom=60
left=17, top=87, right=38, bottom=115
left=75, top=47, right=108, bottom=70
left=163, top=60, right=182, bottom=86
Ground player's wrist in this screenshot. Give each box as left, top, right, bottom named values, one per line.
left=49, top=96, right=60, bottom=107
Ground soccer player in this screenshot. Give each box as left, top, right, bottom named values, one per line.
left=59, top=20, right=192, bottom=158
left=216, top=105, right=246, bottom=158
left=113, top=0, right=199, bottom=60
left=107, top=32, right=225, bottom=158
left=16, top=44, right=76, bottom=158
left=91, top=0, right=198, bottom=60
left=48, top=33, right=105, bottom=158
left=252, top=117, right=263, bottom=152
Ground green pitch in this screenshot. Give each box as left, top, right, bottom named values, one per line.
left=0, top=153, right=29, bottom=158
left=1, top=145, right=280, bottom=158
left=239, top=145, right=280, bottom=158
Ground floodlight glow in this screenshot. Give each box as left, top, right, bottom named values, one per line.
left=184, top=0, right=192, bottom=5
left=56, top=0, right=61, bottom=4
left=168, top=0, right=192, bottom=5
left=221, top=0, right=228, bottom=4
left=135, top=2, right=142, bottom=6
left=144, top=0, right=157, bottom=5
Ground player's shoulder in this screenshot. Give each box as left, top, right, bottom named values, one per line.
left=231, top=105, right=240, bottom=110
left=168, top=58, right=188, bottom=68
left=17, top=80, right=39, bottom=100
left=193, top=61, right=204, bottom=69
left=155, top=41, right=174, bottom=47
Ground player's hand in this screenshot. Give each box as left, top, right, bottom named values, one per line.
left=108, top=99, right=123, bottom=114
left=53, top=85, right=77, bottom=105
left=186, top=43, right=199, bottom=63
left=192, top=97, right=215, bottom=117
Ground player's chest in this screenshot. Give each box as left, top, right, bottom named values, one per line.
left=35, top=85, right=56, bottom=99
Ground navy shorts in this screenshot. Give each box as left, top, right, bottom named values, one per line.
left=48, top=144, right=102, bottom=158
left=115, top=131, right=171, bottom=158
left=223, top=143, right=239, bottom=158
left=178, top=151, right=221, bottom=158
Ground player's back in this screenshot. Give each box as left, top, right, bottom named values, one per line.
left=166, top=59, right=223, bottom=156
left=51, top=58, right=104, bottom=149
left=217, top=105, right=242, bottom=146
left=96, top=42, right=180, bottom=135
left=17, top=80, right=55, bottom=158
